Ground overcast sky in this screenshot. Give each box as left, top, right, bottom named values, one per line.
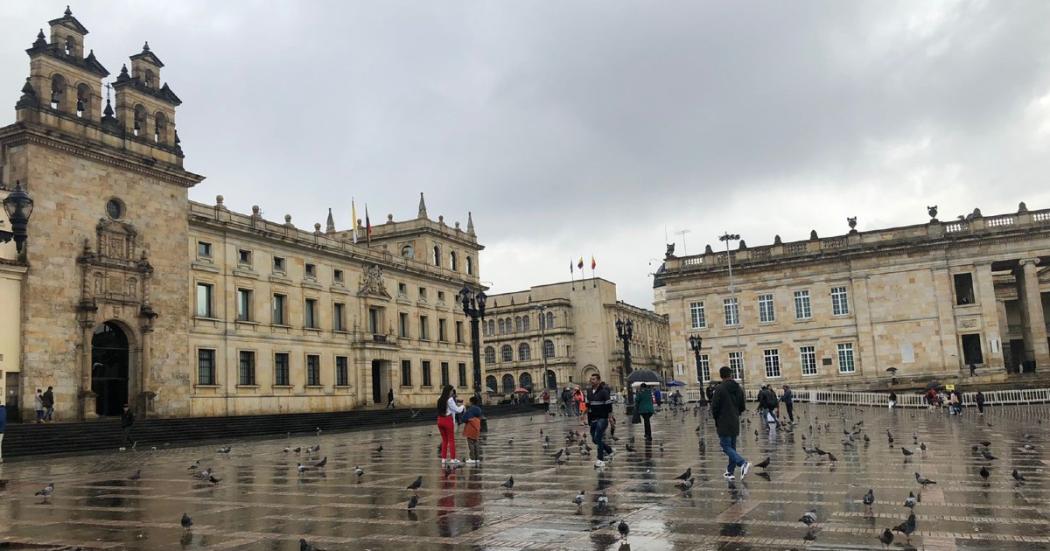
left=4, top=1, right=1050, bottom=307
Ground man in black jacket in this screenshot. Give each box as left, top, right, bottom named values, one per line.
left=586, top=373, right=614, bottom=467
left=120, top=404, right=135, bottom=447
left=711, top=366, right=750, bottom=480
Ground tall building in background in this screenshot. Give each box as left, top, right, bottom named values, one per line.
left=482, top=279, right=670, bottom=394
left=655, top=206, right=1050, bottom=390
left=0, top=9, right=483, bottom=420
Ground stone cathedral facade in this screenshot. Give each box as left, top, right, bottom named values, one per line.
left=0, top=9, right=484, bottom=420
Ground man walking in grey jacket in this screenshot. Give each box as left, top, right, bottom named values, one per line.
left=711, top=366, right=750, bottom=480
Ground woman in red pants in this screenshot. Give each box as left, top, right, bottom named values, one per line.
left=437, top=385, right=464, bottom=465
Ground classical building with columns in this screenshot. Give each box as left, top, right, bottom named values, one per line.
left=0, top=9, right=484, bottom=420
left=481, top=279, right=671, bottom=395
left=654, top=205, right=1050, bottom=390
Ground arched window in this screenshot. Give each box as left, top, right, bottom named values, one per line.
left=545, top=369, right=557, bottom=390
left=546, top=311, right=555, bottom=328
left=484, top=346, right=496, bottom=364
left=543, top=339, right=555, bottom=359
left=449, top=251, right=457, bottom=271
left=501, top=345, right=513, bottom=362
left=64, top=36, right=75, bottom=56
left=144, top=69, right=156, bottom=88
left=487, top=319, right=494, bottom=335
left=498, top=319, right=505, bottom=334
left=501, top=374, right=515, bottom=394
left=520, top=372, right=533, bottom=390
left=519, top=343, right=531, bottom=361
left=514, top=317, right=522, bottom=333
left=506, top=317, right=513, bottom=333
left=50, top=74, right=66, bottom=110
left=400, top=244, right=414, bottom=258
left=522, top=316, right=530, bottom=332
left=154, top=112, right=167, bottom=144
left=466, top=256, right=473, bottom=275
left=133, top=104, right=147, bottom=137
left=432, top=245, right=441, bottom=267
left=485, top=375, right=497, bottom=393
left=76, top=83, right=90, bottom=118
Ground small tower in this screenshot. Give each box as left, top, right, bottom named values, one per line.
left=325, top=208, right=336, bottom=235
left=111, top=40, right=182, bottom=155
left=418, top=192, right=428, bottom=219
left=20, top=6, right=109, bottom=123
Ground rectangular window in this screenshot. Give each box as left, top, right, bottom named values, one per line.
left=758, top=294, right=775, bottom=323
left=236, top=288, right=252, bottom=321
left=273, top=256, right=285, bottom=272
left=197, top=241, right=212, bottom=258
left=238, top=249, right=252, bottom=265
left=794, top=290, right=812, bottom=320
left=333, top=269, right=344, bottom=283
left=274, top=353, right=290, bottom=386
left=455, top=321, right=464, bottom=343
left=272, top=294, right=286, bottom=325
left=305, top=263, right=317, bottom=278
left=440, top=362, right=450, bottom=387
left=196, top=283, right=213, bottom=318
left=954, top=273, right=975, bottom=305
left=723, top=297, right=739, bottom=326
left=418, top=287, right=427, bottom=300
left=333, top=303, right=345, bottom=331
left=837, top=343, right=856, bottom=373
left=238, top=351, right=256, bottom=385
left=763, top=349, right=781, bottom=378
left=306, top=354, right=321, bottom=386
left=399, top=312, right=409, bottom=338
left=419, top=316, right=430, bottom=340
left=728, top=351, right=743, bottom=380
left=398, top=282, right=408, bottom=297
left=304, top=298, right=318, bottom=328
left=368, top=307, right=379, bottom=334
left=697, top=354, right=710, bottom=383
left=689, top=301, right=706, bottom=329
left=439, top=318, right=448, bottom=342
left=438, top=290, right=446, bottom=302
left=401, top=359, right=412, bottom=386
left=831, top=286, right=850, bottom=315
left=336, top=356, right=348, bottom=386
left=458, top=362, right=467, bottom=387
left=422, top=360, right=432, bottom=387
left=197, top=349, right=216, bottom=385
left=800, top=346, right=817, bottom=376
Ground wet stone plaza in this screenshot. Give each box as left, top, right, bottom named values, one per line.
left=2, top=403, right=1050, bottom=550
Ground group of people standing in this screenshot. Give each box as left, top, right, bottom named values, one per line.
left=33, top=387, right=55, bottom=423
left=435, top=385, right=486, bottom=466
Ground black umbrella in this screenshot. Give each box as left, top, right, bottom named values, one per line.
left=924, top=380, right=942, bottom=391
left=626, top=369, right=661, bottom=384
left=886, top=367, right=898, bottom=373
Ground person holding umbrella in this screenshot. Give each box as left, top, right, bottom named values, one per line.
left=635, top=383, right=655, bottom=441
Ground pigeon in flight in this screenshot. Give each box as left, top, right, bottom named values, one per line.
left=501, top=476, right=515, bottom=489
left=407, top=476, right=423, bottom=492
left=798, top=509, right=817, bottom=526
left=893, top=512, right=916, bottom=543
left=675, top=467, right=692, bottom=481
left=181, top=512, right=193, bottom=529
left=915, top=472, right=936, bottom=487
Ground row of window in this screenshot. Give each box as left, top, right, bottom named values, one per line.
left=482, top=311, right=557, bottom=336
left=399, top=360, right=471, bottom=388
left=483, top=340, right=558, bottom=363
left=690, top=287, right=850, bottom=329
left=693, top=343, right=856, bottom=381
left=197, top=283, right=466, bottom=341
left=414, top=244, right=474, bottom=275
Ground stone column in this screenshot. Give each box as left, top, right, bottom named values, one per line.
left=79, top=321, right=97, bottom=420
left=1016, top=258, right=1050, bottom=368
left=974, top=262, right=1004, bottom=368
left=139, top=325, right=153, bottom=417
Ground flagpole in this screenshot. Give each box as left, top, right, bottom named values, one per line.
left=569, top=258, right=575, bottom=290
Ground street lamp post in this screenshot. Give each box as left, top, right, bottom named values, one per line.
left=688, top=333, right=703, bottom=386
left=458, top=286, right=486, bottom=399
left=537, top=304, right=548, bottom=390
left=1, top=181, right=34, bottom=258
left=616, top=317, right=634, bottom=410
left=719, top=232, right=742, bottom=387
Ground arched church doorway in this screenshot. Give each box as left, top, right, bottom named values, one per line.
left=92, top=321, right=130, bottom=416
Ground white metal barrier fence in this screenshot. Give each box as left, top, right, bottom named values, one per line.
left=682, top=387, right=1050, bottom=408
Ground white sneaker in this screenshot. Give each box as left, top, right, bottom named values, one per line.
left=441, top=458, right=449, bottom=465
left=723, top=472, right=735, bottom=481
left=740, top=461, right=751, bottom=480
left=594, top=460, right=606, bottom=468
left=450, top=459, right=462, bottom=466
left=466, top=459, right=478, bottom=465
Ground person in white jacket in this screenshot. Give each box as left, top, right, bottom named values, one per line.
left=436, top=385, right=465, bottom=465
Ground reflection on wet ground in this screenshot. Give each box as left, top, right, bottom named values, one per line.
left=1, top=403, right=1049, bottom=550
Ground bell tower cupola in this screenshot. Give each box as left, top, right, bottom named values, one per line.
left=111, top=41, right=182, bottom=153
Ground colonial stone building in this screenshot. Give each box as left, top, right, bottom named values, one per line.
left=0, top=9, right=483, bottom=420
left=482, top=279, right=670, bottom=395
left=654, top=205, right=1050, bottom=390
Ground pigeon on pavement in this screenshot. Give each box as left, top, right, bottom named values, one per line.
left=879, top=528, right=894, bottom=548
left=407, top=495, right=419, bottom=509
left=34, top=483, right=54, bottom=499
left=903, top=492, right=917, bottom=509
left=1013, top=469, right=1026, bottom=482
left=181, top=512, right=193, bottom=529
left=893, top=512, right=916, bottom=542
left=501, top=476, right=515, bottom=489
left=799, top=510, right=817, bottom=526
left=618, top=520, right=630, bottom=540
left=863, top=489, right=875, bottom=509
left=915, top=472, right=936, bottom=487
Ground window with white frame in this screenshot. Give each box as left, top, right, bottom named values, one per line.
left=763, top=349, right=781, bottom=378
left=831, top=286, right=850, bottom=315
left=758, top=294, right=775, bottom=323
left=837, top=343, right=855, bottom=373
left=723, top=297, right=739, bottom=326
left=689, top=301, right=706, bottom=329
left=794, top=290, right=812, bottom=320
left=697, top=354, right=710, bottom=382
left=800, top=345, right=817, bottom=376
left=728, top=351, right=743, bottom=380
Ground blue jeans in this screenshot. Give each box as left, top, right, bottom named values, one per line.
left=719, top=435, right=746, bottom=474
left=590, top=418, right=613, bottom=460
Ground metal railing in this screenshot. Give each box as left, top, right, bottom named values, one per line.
left=682, top=387, right=1050, bottom=407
